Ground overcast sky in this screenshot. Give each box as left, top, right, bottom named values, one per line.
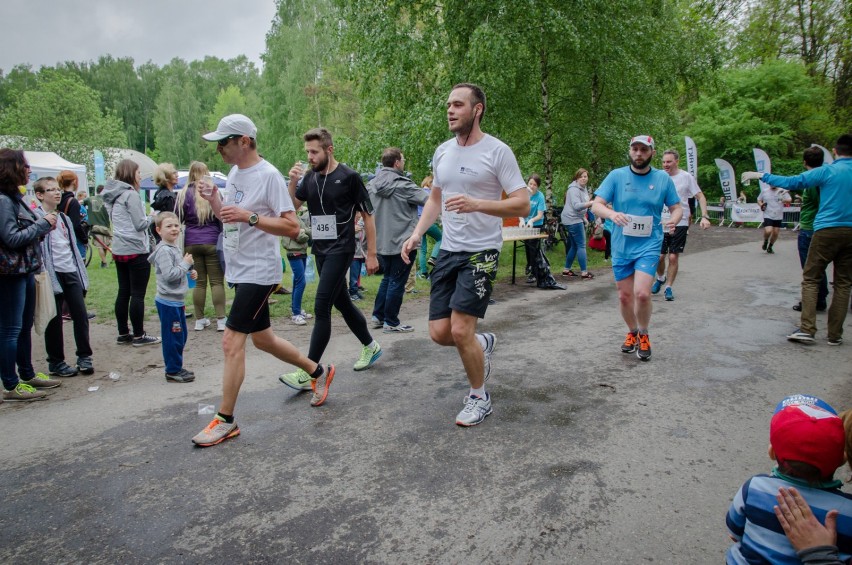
left=0, top=0, right=278, bottom=73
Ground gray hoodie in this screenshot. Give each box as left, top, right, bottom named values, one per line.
left=102, top=179, right=150, bottom=255
left=148, top=241, right=190, bottom=303
left=367, top=167, right=428, bottom=255
left=560, top=181, right=589, bottom=225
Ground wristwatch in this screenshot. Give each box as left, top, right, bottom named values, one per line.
left=248, top=213, right=259, bottom=226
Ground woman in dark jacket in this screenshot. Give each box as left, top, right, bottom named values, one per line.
left=0, top=149, right=62, bottom=401
left=56, top=170, right=88, bottom=258
left=150, top=162, right=178, bottom=244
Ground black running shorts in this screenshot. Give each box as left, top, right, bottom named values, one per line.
left=226, top=283, right=276, bottom=334
left=428, top=249, right=499, bottom=320
left=661, top=226, right=689, bottom=255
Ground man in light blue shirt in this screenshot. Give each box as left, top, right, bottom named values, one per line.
left=591, top=135, right=681, bottom=361
left=742, top=134, right=852, bottom=346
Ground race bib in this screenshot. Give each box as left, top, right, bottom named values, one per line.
left=442, top=195, right=468, bottom=226
left=623, top=215, right=652, bottom=237
left=311, top=214, right=338, bottom=240
left=661, top=206, right=671, bottom=224
left=223, top=223, right=240, bottom=252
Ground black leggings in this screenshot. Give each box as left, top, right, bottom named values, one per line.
left=115, top=254, right=151, bottom=337
left=309, top=253, right=373, bottom=362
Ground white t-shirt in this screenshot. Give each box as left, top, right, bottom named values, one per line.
left=759, top=187, right=791, bottom=221
left=221, top=159, right=295, bottom=285
left=432, top=134, right=526, bottom=252
left=50, top=214, right=77, bottom=273
left=666, top=169, right=701, bottom=227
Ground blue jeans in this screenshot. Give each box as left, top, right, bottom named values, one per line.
left=0, top=274, right=35, bottom=390
left=349, top=258, right=364, bottom=295
left=156, top=300, right=187, bottom=374
left=564, top=223, right=587, bottom=271
left=419, top=223, right=443, bottom=274
left=288, top=254, right=307, bottom=316
left=797, top=230, right=829, bottom=307
left=373, top=251, right=416, bottom=327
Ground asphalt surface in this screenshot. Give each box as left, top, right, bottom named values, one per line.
left=2, top=227, right=850, bottom=564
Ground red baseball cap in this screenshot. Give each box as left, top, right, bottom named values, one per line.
left=770, top=395, right=845, bottom=478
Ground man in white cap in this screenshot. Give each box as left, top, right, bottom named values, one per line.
left=191, top=114, right=330, bottom=448
left=590, top=135, right=681, bottom=361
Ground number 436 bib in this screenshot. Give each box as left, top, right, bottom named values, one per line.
left=311, top=214, right=338, bottom=240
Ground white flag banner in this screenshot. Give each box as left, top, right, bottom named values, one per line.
left=811, top=143, right=834, bottom=165
left=753, top=148, right=772, bottom=193
left=684, top=136, right=698, bottom=178
left=731, top=203, right=764, bottom=223
left=714, top=158, right=736, bottom=202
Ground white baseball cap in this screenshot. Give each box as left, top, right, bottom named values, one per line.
left=629, top=135, right=655, bottom=149
left=202, top=114, right=257, bottom=141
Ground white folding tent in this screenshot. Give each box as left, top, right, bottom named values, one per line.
left=25, top=151, right=88, bottom=192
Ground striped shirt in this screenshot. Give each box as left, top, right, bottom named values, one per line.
left=726, top=473, right=852, bottom=564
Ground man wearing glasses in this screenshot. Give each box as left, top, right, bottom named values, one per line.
left=191, top=114, right=327, bottom=447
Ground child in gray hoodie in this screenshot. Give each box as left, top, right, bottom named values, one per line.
left=149, top=212, right=197, bottom=383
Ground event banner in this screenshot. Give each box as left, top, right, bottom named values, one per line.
left=731, top=203, right=764, bottom=223
left=811, top=143, right=834, bottom=165
left=93, top=150, right=105, bottom=188
left=685, top=136, right=698, bottom=178
left=714, top=158, right=736, bottom=201
left=753, top=148, right=771, bottom=194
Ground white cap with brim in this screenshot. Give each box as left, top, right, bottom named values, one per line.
left=202, top=114, right=257, bottom=141
left=629, top=135, right=655, bottom=149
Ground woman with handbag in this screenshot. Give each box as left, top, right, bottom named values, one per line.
left=0, top=149, right=62, bottom=401
left=102, top=159, right=161, bottom=347
left=33, top=177, right=93, bottom=377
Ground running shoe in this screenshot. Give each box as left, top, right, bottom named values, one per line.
left=664, top=287, right=674, bottom=301
left=22, top=372, right=61, bottom=389
left=132, top=334, right=161, bottom=347
left=762, top=239, right=768, bottom=251
left=279, top=368, right=313, bottom=391
left=49, top=361, right=78, bottom=377
left=195, top=318, right=211, bottom=331
left=456, top=394, right=492, bottom=426
left=383, top=323, right=414, bottom=333
left=621, top=332, right=638, bottom=353
left=76, top=356, right=94, bottom=375
left=651, top=278, right=665, bottom=294
left=786, top=329, right=815, bottom=344
left=291, top=314, right=307, bottom=326
left=166, top=368, right=195, bottom=383
left=370, top=316, right=384, bottom=329
left=828, top=337, right=843, bottom=346
left=767, top=245, right=774, bottom=254
left=2, top=382, right=47, bottom=402
left=354, top=341, right=382, bottom=371
left=481, top=332, right=497, bottom=382
left=192, top=417, right=240, bottom=447
left=637, top=333, right=651, bottom=361
left=310, top=364, right=336, bottom=407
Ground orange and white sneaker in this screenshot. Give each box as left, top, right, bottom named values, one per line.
left=621, top=332, right=638, bottom=354
left=192, top=416, right=240, bottom=447
left=637, top=333, right=652, bottom=361
left=310, top=364, right=336, bottom=407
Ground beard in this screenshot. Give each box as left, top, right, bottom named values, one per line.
left=312, top=154, right=329, bottom=173
left=630, top=155, right=652, bottom=170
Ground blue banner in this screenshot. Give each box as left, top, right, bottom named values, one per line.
left=93, top=150, right=106, bottom=188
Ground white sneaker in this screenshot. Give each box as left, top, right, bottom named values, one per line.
left=300, top=311, right=313, bottom=320
left=217, top=318, right=227, bottom=332
left=456, top=394, right=492, bottom=426
left=194, top=318, right=211, bottom=331
left=291, top=314, right=307, bottom=326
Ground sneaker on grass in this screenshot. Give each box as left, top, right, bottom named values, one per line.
left=279, top=368, right=313, bottom=391
left=22, top=373, right=61, bottom=389
left=354, top=341, right=382, bottom=371
left=192, top=417, right=240, bottom=447
left=456, top=394, right=492, bottom=426
left=3, top=382, right=47, bottom=402
left=787, top=329, right=815, bottom=344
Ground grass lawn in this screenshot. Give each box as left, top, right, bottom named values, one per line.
left=83, top=239, right=609, bottom=322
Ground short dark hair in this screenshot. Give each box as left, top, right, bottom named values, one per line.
left=33, top=177, right=56, bottom=193
left=96, top=184, right=104, bottom=194
left=835, top=134, right=852, bottom=157
left=452, top=83, right=486, bottom=122
left=573, top=168, right=589, bottom=182
left=527, top=173, right=541, bottom=187
left=802, top=146, right=824, bottom=169
left=304, top=127, right=333, bottom=150
left=0, top=148, right=29, bottom=197
left=777, top=459, right=827, bottom=485
left=381, top=147, right=403, bottom=168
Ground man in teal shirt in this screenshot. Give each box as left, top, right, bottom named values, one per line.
left=743, top=134, right=852, bottom=346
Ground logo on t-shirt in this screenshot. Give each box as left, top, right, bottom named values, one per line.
left=459, top=166, right=479, bottom=178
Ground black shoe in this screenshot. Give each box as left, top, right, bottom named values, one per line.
left=165, top=368, right=195, bottom=383
left=49, top=361, right=79, bottom=377
left=76, top=356, right=94, bottom=375
left=116, top=334, right=133, bottom=345
left=273, top=287, right=291, bottom=295
left=793, top=302, right=802, bottom=311
left=817, top=303, right=827, bottom=312
left=762, top=239, right=768, bottom=250
left=86, top=311, right=96, bottom=320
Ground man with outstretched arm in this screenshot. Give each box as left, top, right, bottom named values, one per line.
left=401, top=83, right=529, bottom=426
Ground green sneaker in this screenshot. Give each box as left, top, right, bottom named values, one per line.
left=279, top=368, right=313, bottom=391
left=354, top=341, right=382, bottom=371
left=22, top=372, right=62, bottom=389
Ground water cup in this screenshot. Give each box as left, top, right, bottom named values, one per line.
left=200, top=175, right=215, bottom=197
left=187, top=272, right=196, bottom=289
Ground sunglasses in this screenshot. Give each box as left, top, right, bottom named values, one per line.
left=217, top=135, right=242, bottom=147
